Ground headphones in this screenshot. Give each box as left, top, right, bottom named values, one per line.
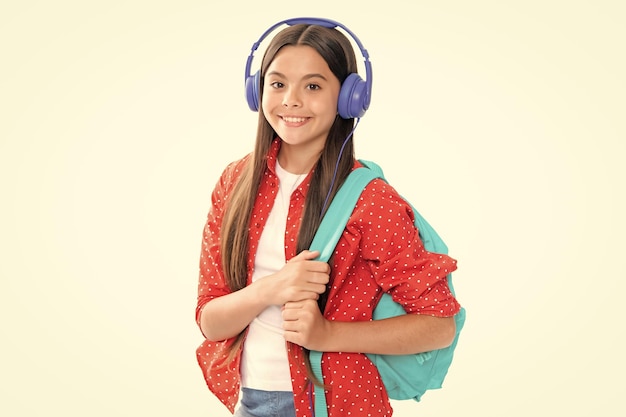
left=244, top=17, right=373, bottom=119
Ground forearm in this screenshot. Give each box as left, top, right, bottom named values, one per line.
left=200, top=251, right=330, bottom=341
left=199, top=281, right=268, bottom=341
left=322, top=314, right=456, bottom=355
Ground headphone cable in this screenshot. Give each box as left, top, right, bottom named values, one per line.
left=320, top=117, right=361, bottom=216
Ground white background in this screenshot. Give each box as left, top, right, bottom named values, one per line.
left=1, top=1, right=624, bottom=416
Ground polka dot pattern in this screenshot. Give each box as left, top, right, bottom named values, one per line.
left=195, top=140, right=461, bottom=416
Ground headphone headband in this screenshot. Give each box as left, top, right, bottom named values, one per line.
left=244, top=17, right=373, bottom=118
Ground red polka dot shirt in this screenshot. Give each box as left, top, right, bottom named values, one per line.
left=196, top=139, right=461, bottom=416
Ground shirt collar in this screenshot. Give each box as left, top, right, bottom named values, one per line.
left=265, top=138, right=281, bottom=176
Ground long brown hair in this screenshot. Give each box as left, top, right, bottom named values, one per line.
left=221, top=23, right=359, bottom=293
left=220, top=23, right=360, bottom=383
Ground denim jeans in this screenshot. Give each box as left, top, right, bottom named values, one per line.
left=233, top=388, right=296, bottom=417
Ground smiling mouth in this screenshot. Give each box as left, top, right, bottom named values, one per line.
left=281, top=116, right=309, bottom=124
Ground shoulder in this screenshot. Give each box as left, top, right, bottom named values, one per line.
left=210, top=153, right=252, bottom=205
left=360, top=178, right=412, bottom=214
left=350, top=177, right=415, bottom=230
left=219, top=153, right=252, bottom=186
left=212, top=152, right=253, bottom=196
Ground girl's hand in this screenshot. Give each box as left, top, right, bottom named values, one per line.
left=282, top=299, right=332, bottom=350
left=259, top=250, right=330, bottom=306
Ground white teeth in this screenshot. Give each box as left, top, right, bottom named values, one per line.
left=283, top=117, right=306, bottom=123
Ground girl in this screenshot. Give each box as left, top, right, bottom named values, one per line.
left=195, top=18, right=461, bottom=417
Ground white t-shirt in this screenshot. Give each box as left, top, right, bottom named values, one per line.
left=240, top=161, right=305, bottom=391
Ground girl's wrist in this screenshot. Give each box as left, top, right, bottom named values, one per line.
left=250, top=276, right=270, bottom=306
left=316, top=317, right=338, bottom=352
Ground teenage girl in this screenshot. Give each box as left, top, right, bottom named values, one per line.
left=195, top=18, right=461, bottom=417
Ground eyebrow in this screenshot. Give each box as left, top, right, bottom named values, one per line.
left=265, top=71, right=329, bottom=81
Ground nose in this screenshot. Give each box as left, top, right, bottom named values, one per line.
left=282, top=87, right=301, bottom=108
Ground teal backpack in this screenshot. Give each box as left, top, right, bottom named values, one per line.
left=308, top=160, right=466, bottom=416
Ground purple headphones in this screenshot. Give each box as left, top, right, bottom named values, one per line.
left=244, top=17, right=373, bottom=119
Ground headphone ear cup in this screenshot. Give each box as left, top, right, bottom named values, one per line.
left=245, top=70, right=261, bottom=111
left=337, top=73, right=368, bottom=119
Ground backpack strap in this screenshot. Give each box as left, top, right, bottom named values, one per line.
left=309, top=161, right=383, bottom=261
left=308, top=160, right=382, bottom=417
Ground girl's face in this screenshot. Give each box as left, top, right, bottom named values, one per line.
left=262, top=45, right=341, bottom=160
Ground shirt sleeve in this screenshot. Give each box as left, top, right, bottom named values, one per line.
left=353, top=179, right=461, bottom=317
left=195, top=157, right=249, bottom=330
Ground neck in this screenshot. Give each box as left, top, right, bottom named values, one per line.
left=277, top=143, right=321, bottom=174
